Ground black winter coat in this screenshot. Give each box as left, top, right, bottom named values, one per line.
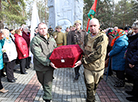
left=126, top=33, right=138, bottom=78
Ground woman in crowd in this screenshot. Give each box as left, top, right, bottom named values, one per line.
left=22, top=26, right=31, bottom=69
left=125, top=20, right=138, bottom=102
left=104, top=28, right=114, bottom=76
left=1, top=29, right=17, bottom=82
left=9, top=29, right=15, bottom=42
left=0, top=30, right=8, bottom=93
left=108, top=27, right=128, bottom=87
left=14, top=29, right=29, bottom=74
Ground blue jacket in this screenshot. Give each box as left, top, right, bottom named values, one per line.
left=126, top=33, right=138, bottom=77
left=0, top=39, right=5, bottom=70
left=109, top=34, right=128, bottom=71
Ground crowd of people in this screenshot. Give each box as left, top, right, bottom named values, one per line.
left=103, top=20, right=138, bottom=102
left=0, top=24, right=31, bottom=93
left=0, top=18, right=138, bottom=102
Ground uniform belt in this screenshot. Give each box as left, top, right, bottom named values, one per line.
left=57, top=43, right=63, bottom=46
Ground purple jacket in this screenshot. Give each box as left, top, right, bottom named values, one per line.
left=22, top=31, right=30, bottom=48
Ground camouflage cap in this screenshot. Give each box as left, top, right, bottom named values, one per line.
left=56, top=26, right=62, bottom=29
left=74, top=20, right=81, bottom=25
left=132, top=20, right=138, bottom=29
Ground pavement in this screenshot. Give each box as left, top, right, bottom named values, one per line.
left=0, top=64, right=133, bottom=102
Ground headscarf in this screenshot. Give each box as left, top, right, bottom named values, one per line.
left=110, top=29, right=126, bottom=46
left=106, top=29, right=114, bottom=36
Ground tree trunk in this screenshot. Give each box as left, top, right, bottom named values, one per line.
left=97, top=0, right=99, bottom=16
left=45, top=0, right=47, bottom=24
left=0, top=0, right=1, bottom=11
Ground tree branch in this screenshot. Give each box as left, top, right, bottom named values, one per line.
left=7, top=0, right=20, bottom=15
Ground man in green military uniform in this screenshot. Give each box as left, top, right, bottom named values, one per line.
left=53, top=26, right=66, bottom=47
left=30, top=22, right=57, bottom=102
left=74, top=18, right=108, bottom=102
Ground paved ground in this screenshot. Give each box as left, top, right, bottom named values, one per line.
left=0, top=64, right=133, bottom=102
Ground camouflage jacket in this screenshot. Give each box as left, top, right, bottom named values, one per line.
left=82, top=31, right=108, bottom=71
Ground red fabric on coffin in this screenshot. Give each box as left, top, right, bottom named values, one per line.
left=49, top=45, right=83, bottom=68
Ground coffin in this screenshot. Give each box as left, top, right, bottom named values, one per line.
left=49, top=45, right=83, bottom=68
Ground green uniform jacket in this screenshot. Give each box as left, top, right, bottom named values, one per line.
left=30, top=33, right=57, bottom=71
left=82, top=31, right=108, bottom=71
left=53, top=32, right=66, bottom=46
left=65, top=32, right=69, bottom=40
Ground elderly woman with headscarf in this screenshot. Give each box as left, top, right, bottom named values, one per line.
left=108, top=27, right=128, bottom=87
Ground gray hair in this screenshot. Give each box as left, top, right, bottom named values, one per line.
left=114, top=26, right=118, bottom=31
left=23, top=25, right=29, bottom=31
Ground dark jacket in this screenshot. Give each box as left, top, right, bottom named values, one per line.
left=67, top=29, right=86, bottom=51
left=126, top=33, right=138, bottom=77
left=22, top=31, right=30, bottom=48
left=14, top=34, right=29, bottom=59
left=74, top=29, right=86, bottom=51
left=30, top=34, right=57, bottom=71
left=67, top=30, right=75, bottom=45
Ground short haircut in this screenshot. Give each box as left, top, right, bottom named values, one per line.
left=38, top=22, right=46, bottom=28
left=89, top=18, right=100, bottom=26
left=15, top=29, right=21, bottom=34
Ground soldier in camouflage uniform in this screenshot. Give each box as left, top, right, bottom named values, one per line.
left=53, top=26, right=66, bottom=47
left=75, top=18, right=108, bottom=102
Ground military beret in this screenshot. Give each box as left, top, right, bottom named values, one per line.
left=74, top=20, right=82, bottom=25
left=56, top=26, right=62, bottom=29
left=132, top=20, right=138, bottom=29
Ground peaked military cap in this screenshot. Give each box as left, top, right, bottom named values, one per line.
left=56, top=26, right=62, bottom=29
left=74, top=20, right=82, bottom=25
